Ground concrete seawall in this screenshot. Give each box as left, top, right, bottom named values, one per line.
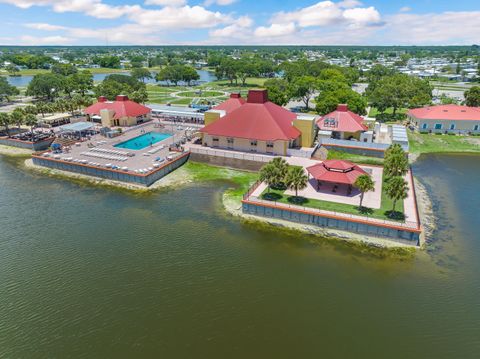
left=242, top=200, right=420, bottom=245
left=189, top=152, right=264, bottom=171
left=32, top=152, right=190, bottom=187
left=0, top=137, right=54, bottom=151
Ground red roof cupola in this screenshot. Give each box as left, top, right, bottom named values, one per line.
left=116, top=95, right=129, bottom=101
left=247, top=89, right=268, bottom=104
left=98, top=96, right=107, bottom=103
left=337, top=104, right=348, bottom=112
left=230, top=93, right=241, bottom=99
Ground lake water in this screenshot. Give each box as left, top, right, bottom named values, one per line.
left=5, top=69, right=217, bottom=87
left=0, top=153, right=479, bottom=358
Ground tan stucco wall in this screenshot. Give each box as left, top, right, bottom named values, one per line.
left=293, top=118, right=315, bottom=147
left=202, top=135, right=287, bottom=155
left=410, top=115, right=480, bottom=133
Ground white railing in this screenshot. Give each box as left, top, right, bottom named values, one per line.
left=189, top=146, right=274, bottom=163
left=319, top=138, right=409, bottom=152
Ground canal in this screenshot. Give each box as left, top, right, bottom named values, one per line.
left=0, top=153, right=479, bottom=358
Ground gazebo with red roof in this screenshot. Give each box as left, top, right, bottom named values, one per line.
left=306, top=160, right=368, bottom=194
left=316, top=104, right=368, bottom=140
left=84, top=95, right=151, bottom=127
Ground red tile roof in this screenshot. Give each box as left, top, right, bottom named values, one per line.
left=84, top=95, right=151, bottom=120
left=316, top=104, right=367, bottom=133
left=201, top=90, right=301, bottom=141
left=306, top=160, right=368, bottom=185
left=408, top=104, right=480, bottom=121
left=213, top=93, right=246, bottom=114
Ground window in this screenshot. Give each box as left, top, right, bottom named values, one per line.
left=434, top=123, right=443, bottom=130
left=266, top=141, right=274, bottom=148
left=212, top=137, right=219, bottom=142
left=227, top=137, right=234, bottom=144
left=474, top=125, right=479, bottom=131
left=450, top=123, right=456, bottom=130
left=250, top=140, right=257, bottom=146
left=422, top=123, right=428, bottom=129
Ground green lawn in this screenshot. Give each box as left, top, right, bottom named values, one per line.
left=176, top=90, right=224, bottom=98
left=184, top=161, right=257, bottom=201
left=408, top=131, right=480, bottom=154
left=326, top=149, right=384, bottom=166
left=260, top=173, right=405, bottom=222
left=368, top=107, right=408, bottom=118
left=208, top=77, right=267, bottom=87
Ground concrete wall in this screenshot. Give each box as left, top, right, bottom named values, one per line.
left=242, top=201, right=420, bottom=244
left=0, top=137, right=54, bottom=151
left=322, top=144, right=385, bottom=158
left=190, top=152, right=263, bottom=171
left=32, top=152, right=189, bottom=187
left=203, top=134, right=287, bottom=156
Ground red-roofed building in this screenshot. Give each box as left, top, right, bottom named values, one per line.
left=408, top=104, right=480, bottom=134
left=316, top=104, right=369, bottom=140
left=200, top=90, right=316, bottom=156
left=84, top=95, right=151, bottom=127
left=306, top=160, right=368, bottom=192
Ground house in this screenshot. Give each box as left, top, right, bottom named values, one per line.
left=200, top=90, right=316, bottom=156
left=84, top=95, right=151, bottom=127
left=316, top=104, right=371, bottom=142
left=407, top=104, right=480, bottom=134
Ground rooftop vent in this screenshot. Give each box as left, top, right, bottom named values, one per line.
left=247, top=89, right=268, bottom=104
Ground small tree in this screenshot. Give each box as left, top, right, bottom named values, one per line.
left=271, top=157, right=289, bottom=187
left=384, top=144, right=409, bottom=178
left=259, top=163, right=277, bottom=193
left=285, top=166, right=308, bottom=198
left=0, top=113, right=13, bottom=136
left=354, top=174, right=375, bottom=209
left=10, top=108, right=25, bottom=130
left=384, top=176, right=409, bottom=216
left=24, top=113, right=37, bottom=132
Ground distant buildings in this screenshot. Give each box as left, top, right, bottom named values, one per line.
left=408, top=104, right=480, bottom=134
left=84, top=95, right=151, bottom=127
left=200, top=90, right=316, bottom=156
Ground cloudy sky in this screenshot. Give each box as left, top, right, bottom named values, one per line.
left=0, top=0, right=479, bottom=46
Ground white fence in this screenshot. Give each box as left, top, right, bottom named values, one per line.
left=189, top=146, right=274, bottom=163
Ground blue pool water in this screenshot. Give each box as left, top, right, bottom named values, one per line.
left=114, top=132, right=172, bottom=150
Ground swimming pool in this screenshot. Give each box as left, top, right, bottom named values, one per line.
left=114, top=132, right=172, bottom=150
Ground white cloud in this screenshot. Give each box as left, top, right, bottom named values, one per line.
left=130, top=5, right=228, bottom=28
left=399, top=6, right=411, bottom=13
left=254, top=22, right=296, bottom=37
left=271, top=1, right=382, bottom=28
left=204, top=0, right=237, bottom=6
left=382, top=11, right=480, bottom=45
left=20, top=35, right=73, bottom=45
left=25, top=22, right=67, bottom=31
left=342, top=6, right=381, bottom=27
left=209, top=16, right=253, bottom=38
left=144, top=0, right=186, bottom=6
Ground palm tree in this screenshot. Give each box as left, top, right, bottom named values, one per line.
left=384, top=153, right=409, bottom=177
left=10, top=108, right=25, bottom=130
left=0, top=113, right=13, bottom=137
left=24, top=113, right=38, bottom=132
left=384, top=176, right=409, bottom=216
left=285, top=166, right=308, bottom=198
left=354, top=174, right=375, bottom=209
left=271, top=157, right=289, bottom=188
left=259, top=163, right=277, bottom=193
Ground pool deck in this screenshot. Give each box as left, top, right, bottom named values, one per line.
left=40, top=122, right=195, bottom=172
